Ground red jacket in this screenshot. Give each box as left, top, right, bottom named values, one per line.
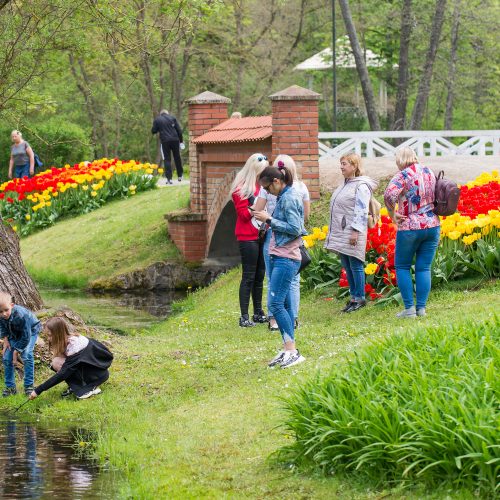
left=232, top=185, right=259, bottom=241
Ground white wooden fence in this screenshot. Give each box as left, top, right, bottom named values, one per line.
left=318, top=130, right=500, bottom=158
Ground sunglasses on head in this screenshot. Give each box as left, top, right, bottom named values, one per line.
left=257, top=155, right=267, bottom=162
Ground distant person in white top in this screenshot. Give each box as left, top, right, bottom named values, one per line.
left=253, top=155, right=310, bottom=331
left=8, top=130, right=34, bottom=179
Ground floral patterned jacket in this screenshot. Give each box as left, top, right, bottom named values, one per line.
left=384, top=163, right=440, bottom=231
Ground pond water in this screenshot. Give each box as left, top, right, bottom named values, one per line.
left=0, top=415, right=117, bottom=499
left=40, top=288, right=186, bottom=334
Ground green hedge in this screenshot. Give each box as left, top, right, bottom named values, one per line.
left=279, top=317, right=500, bottom=496
left=0, top=119, right=91, bottom=182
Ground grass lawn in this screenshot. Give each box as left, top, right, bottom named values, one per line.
left=20, top=185, right=190, bottom=288
left=1, top=271, right=497, bottom=498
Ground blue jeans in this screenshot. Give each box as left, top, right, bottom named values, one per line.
left=14, top=163, right=30, bottom=179
left=268, top=255, right=301, bottom=343
left=263, top=230, right=301, bottom=321
left=3, top=333, right=38, bottom=388
left=340, top=253, right=365, bottom=301
left=395, top=226, right=441, bottom=309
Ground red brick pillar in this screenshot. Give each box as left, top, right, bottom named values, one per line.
left=165, top=91, right=230, bottom=263
left=186, top=91, right=231, bottom=214
left=270, top=85, right=321, bottom=200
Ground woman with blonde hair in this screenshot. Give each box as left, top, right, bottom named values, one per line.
left=8, top=130, right=35, bottom=179
left=231, top=153, right=269, bottom=327
left=325, top=153, right=378, bottom=313
left=384, top=147, right=440, bottom=318
left=253, top=154, right=310, bottom=330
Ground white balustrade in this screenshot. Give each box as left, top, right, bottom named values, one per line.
left=318, top=130, right=500, bottom=158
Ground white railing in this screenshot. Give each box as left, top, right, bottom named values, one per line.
left=318, top=130, right=500, bottom=158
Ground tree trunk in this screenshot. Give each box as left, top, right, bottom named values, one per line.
left=409, top=0, right=447, bottom=129
left=0, top=223, right=43, bottom=311
left=444, top=0, right=461, bottom=130
left=338, top=0, right=381, bottom=130
left=392, top=0, right=413, bottom=131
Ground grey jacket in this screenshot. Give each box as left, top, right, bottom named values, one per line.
left=325, top=176, right=378, bottom=262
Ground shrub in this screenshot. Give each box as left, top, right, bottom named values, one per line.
left=279, top=317, right=500, bottom=496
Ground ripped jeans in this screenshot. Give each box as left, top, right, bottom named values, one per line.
left=268, top=255, right=301, bottom=343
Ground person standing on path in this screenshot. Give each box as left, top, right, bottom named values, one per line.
left=8, top=130, right=34, bottom=179
left=151, top=110, right=185, bottom=184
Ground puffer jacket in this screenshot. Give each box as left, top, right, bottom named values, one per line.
left=325, top=176, right=378, bottom=262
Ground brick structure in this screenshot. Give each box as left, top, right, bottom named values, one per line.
left=270, top=85, right=321, bottom=200
left=166, top=85, right=321, bottom=263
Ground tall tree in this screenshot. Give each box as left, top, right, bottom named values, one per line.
left=338, top=0, right=381, bottom=130
left=444, top=0, right=461, bottom=129
left=0, top=223, right=43, bottom=311
left=392, top=0, right=413, bottom=130
left=409, top=0, right=447, bottom=129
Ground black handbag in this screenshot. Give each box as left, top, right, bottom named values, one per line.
left=298, top=244, right=311, bottom=274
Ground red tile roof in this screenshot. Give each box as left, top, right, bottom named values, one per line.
left=194, top=116, right=272, bottom=144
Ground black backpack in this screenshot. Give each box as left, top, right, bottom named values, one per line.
left=433, top=170, right=460, bottom=216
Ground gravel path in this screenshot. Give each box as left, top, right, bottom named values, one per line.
left=320, top=156, right=499, bottom=188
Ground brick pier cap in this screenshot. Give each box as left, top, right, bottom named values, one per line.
left=269, top=85, right=321, bottom=101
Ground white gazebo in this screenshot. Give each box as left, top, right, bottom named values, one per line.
left=294, top=36, right=394, bottom=115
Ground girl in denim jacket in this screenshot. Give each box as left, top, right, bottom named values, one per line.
left=254, top=165, right=307, bottom=369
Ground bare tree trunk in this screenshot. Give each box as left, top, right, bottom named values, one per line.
left=392, top=0, right=413, bottom=131
left=444, top=0, right=461, bottom=130
left=0, top=223, right=43, bottom=311
left=410, top=0, right=447, bottom=129
left=338, top=0, right=381, bottom=130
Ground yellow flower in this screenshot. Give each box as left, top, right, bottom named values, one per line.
left=322, top=225, right=328, bottom=233
left=380, top=207, right=389, bottom=217
left=82, top=185, right=89, bottom=191
left=25, top=214, right=31, bottom=221
left=447, top=230, right=461, bottom=240
left=158, top=168, right=164, bottom=174
left=12, top=226, right=17, bottom=232
left=364, top=263, right=378, bottom=275
left=129, top=185, right=137, bottom=191
left=91, top=191, right=97, bottom=197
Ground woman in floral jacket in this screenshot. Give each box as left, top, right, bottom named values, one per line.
left=384, top=147, right=440, bottom=318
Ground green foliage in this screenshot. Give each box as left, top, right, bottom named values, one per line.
left=302, top=246, right=341, bottom=291
left=279, top=317, right=500, bottom=496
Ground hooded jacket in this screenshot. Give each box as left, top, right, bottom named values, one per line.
left=325, top=176, right=378, bottom=262
left=34, top=339, right=113, bottom=398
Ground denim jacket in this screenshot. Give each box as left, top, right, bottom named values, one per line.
left=0, top=305, right=41, bottom=351
left=270, top=185, right=307, bottom=247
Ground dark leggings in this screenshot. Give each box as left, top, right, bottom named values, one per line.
left=238, top=240, right=266, bottom=317
left=161, top=140, right=183, bottom=180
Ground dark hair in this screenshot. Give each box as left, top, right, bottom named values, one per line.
left=258, top=165, right=293, bottom=187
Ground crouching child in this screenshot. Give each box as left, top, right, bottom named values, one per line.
left=0, top=291, right=42, bottom=397
left=29, top=317, right=113, bottom=401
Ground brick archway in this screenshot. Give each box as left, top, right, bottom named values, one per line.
left=166, top=86, right=321, bottom=263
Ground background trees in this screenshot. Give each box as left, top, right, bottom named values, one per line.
left=0, top=0, right=498, bottom=176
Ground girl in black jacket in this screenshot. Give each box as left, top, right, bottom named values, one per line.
left=29, top=318, right=113, bottom=400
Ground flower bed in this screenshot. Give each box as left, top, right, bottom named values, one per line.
left=302, top=171, right=500, bottom=300
left=0, top=158, right=162, bottom=236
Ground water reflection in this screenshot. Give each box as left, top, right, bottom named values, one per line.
left=41, top=288, right=186, bottom=333
left=0, top=416, right=115, bottom=499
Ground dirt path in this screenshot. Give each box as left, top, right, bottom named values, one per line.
left=320, top=156, right=499, bottom=188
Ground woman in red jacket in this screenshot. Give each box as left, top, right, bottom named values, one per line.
left=230, top=153, right=269, bottom=327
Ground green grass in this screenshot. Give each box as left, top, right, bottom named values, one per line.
left=21, top=186, right=190, bottom=288
left=279, top=317, right=499, bottom=495
left=1, top=272, right=498, bottom=498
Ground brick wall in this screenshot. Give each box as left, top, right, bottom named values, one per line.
left=270, top=85, right=321, bottom=200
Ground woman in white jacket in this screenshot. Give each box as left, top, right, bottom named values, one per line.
left=325, top=153, right=378, bottom=313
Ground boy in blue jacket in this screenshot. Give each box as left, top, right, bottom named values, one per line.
left=0, top=291, right=41, bottom=396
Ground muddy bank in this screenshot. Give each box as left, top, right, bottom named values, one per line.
left=89, top=261, right=232, bottom=292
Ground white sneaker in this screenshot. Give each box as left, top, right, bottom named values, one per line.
left=396, top=307, right=416, bottom=318
left=268, top=351, right=285, bottom=368
left=77, top=387, right=102, bottom=400
left=280, top=350, right=306, bottom=369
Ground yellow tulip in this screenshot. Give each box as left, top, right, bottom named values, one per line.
left=25, top=214, right=31, bottom=221
left=364, top=263, right=378, bottom=275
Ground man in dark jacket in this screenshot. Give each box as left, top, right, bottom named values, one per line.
left=151, top=109, right=185, bottom=184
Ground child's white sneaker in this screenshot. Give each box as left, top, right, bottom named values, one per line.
left=280, top=350, right=306, bottom=369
